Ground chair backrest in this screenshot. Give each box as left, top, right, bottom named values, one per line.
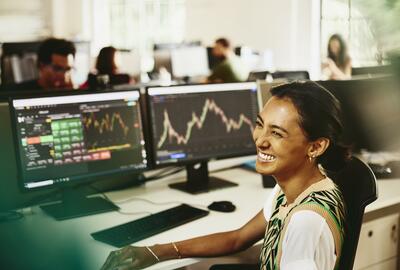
left=326, top=156, right=378, bottom=270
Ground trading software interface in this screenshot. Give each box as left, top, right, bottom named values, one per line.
left=148, top=83, right=259, bottom=164
left=12, top=91, right=147, bottom=189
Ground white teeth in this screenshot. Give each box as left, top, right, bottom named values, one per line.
left=257, top=152, right=276, bottom=162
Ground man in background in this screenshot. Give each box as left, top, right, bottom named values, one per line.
left=8, top=38, right=76, bottom=90
left=208, top=38, right=249, bottom=83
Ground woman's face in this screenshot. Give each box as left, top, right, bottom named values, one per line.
left=329, top=38, right=341, bottom=56
left=253, top=96, right=311, bottom=179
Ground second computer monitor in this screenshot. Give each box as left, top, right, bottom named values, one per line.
left=10, top=90, right=148, bottom=219
left=147, top=82, right=259, bottom=194
left=170, top=46, right=209, bottom=78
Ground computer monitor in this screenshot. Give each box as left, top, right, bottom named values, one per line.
left=9, top=90, right=148, bottom=220
left=153, top=48, right=173, bottom=75
left=170, top=46, right=209, bottom=78
left=317, top=76, right=400, bottom=153
left=147, top=82, right=259, bottom=194
left=256, top=79, right=288, bottom=108
left=271, top=70, right=310, bottom=81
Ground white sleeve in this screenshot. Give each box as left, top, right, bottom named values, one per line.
left=263, top=184, right=280, bottom=221
left=280, top=211, right=336, bottom=270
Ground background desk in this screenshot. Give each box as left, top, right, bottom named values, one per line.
left=1, top=165, right=400, bottom=270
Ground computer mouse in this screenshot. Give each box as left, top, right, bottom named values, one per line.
left=207, top=201, right=236, bottom=213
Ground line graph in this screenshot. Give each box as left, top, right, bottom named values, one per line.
left=82, top=106, right=141, bottom=151
left=157, top=98, right=254, bottom=149
left=83, top=112, right=130, bottom=137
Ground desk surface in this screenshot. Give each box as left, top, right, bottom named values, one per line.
left=1, top=164, right=400, bottom=270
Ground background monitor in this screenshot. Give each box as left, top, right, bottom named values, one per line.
left=317, top=76, right=400, bottom=153
left=170, top=46, right=209, bottom=78
left=10, top=90, right=147, bottom=219
left=147, top=82, right=259, bottom=194
left=351, top=65, right=393, bottom=77
left=256, top=79, right=288, bottom=108
left=271, top=70, right=310, bottom=81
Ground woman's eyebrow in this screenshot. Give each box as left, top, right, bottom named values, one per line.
left=256, top=115, right=263, bottom=124
left=269, top=124, right=289, bottom=135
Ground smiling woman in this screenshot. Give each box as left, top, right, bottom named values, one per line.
left=100, top=81, right=350, bottom=270
left=255, top=81, right=350, bottom=269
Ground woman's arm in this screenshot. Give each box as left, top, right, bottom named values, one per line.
left=326, top=58, right=351, bottom=80
left=101, top=210, right=267, bottom=270
left=154, top=209, right=267, bottom=258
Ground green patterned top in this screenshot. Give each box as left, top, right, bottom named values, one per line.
left=259, top=178, right=346, bottom=270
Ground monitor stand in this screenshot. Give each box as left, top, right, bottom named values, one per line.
left=40, top=187, right=119, bottom=221
left=169, top=161, right=238, bottom=194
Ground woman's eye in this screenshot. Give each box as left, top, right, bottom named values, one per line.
left=255, top=120, right=263, bottom=127
left=272, top=131, right=283, bottom=138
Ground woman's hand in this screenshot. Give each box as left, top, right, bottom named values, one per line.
left=101, top=246, right=159, bottom=270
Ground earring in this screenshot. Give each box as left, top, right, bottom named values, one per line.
left=308, top=154, right=316, bottom=163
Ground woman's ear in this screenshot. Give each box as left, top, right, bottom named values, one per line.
left=308, top=138, right=330, bottom=159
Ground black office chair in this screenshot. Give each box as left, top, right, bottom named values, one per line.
left=326, top=156, right=378, bottom=269
left=210, top=156, right=377, bottom=270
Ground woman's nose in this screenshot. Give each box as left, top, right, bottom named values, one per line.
left=255, top=134, right=270, bottom=148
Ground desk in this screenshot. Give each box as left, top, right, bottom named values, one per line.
left=1, top=164, right=400, bottom=270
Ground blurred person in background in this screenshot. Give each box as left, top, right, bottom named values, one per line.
left=322, top=34, right=352, bottom=80
left=208, top=38, right=249, bottom=83
left=85, top=46, right=131, bottom=90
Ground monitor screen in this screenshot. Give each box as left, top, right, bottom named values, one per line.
left=317, top=77, right=400, bottom=152
left=147, top=82, right=258, bottom=194
left=147, top=82, right=259, bottom=165
left=170, top=46, right=209, bottom=78
left=10, top=90, right=147, bottom=191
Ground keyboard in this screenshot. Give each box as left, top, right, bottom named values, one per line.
left=91, top=204, right=209, bottom=247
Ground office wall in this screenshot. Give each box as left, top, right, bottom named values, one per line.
left=51, top=0, right=91, bottom=41
left=185, top=0, right=321, bottom=78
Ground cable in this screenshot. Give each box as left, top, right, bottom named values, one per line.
left=117, top=210, right=153, bottom=216
left=113, top=197, right=207, bottom=210
left=145, top=166, right=185, bottom=182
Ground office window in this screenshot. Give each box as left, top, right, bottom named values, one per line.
left=321, top=0, right=381, bottom=66
left=93, top=0, right=185, bottom=53
left=0, top=0, right=51, bottom=42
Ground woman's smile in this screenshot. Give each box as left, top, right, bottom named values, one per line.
left=257, top=151, right=276, bottom=163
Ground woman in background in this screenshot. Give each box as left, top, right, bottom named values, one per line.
left=322, top=34, right=352, bottom=80
left=86, top=46, right=131, bottom=89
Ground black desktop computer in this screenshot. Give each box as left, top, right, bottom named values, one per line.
left=9, top=89, right=148, bottom=220
left=317, top=77, right=400, bottom=152
left=146, top=82, right=259, bottom=194
left=317, top=77, right=400, bottom=178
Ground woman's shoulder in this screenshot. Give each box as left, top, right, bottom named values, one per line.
left=263, top=184, right=282, bottom=220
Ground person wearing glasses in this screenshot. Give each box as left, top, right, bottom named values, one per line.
left=7, top=38, right=76, bottom=91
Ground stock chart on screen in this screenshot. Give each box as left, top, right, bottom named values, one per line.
left=148, top=83, right=259, bottom=165
left=11, top=91, right=147, bottom=189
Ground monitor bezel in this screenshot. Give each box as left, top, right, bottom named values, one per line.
left=145, top=82, right=259, bottom=168
left=9, top=88, right=149, bottom=193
